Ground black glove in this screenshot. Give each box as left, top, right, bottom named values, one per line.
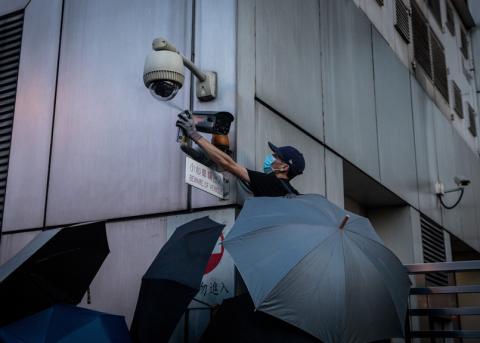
left=176, top=112, right=202, bottom=142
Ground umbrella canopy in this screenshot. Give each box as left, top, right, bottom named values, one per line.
left=200, top=293, right=320, bottom=343
left=0, top=221, right=109, bottom=326
left=223, top=194, right=411, bottom=343
left=130, top=216, right=224, bottom=343
left=0, top=304, right=131, bottom=342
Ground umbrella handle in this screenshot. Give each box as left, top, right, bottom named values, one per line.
left=339, top=215, right=350, bottom=229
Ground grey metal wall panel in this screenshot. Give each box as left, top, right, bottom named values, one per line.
left=325, top=150, right=344, bottom=208
left=321, top=0, right=380, bottom=180
left=191, top=0, right=237, bottom=207
left=372, top=29, right=419, bottom=208
left=472, top=158, right=480, bottom=252
left=0, top=0, right=29, bottom=16
left=434, top=112, right=462, bottom=239
left=2, top=0, right=62, bottom=231
left=255, top=0, right=323, bottom=140
left=255, top=102, right=325, bottom=196
left=0, top=231, right=40, bottom=264
left=46, top=0, right=191, bottom=226
left=235, top=0, right=256, bottom=204
left=78, top=217, right=168, bottom=326
left=368, top=206, right=423, bottom=264
left=410, top=78, right=442, bottom=224
left=452, top=133, right=479, bottom=250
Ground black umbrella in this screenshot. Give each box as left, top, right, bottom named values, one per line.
left=200, top=294, right=320, bottom=343
left=130, top=216, right=224, bottom=343
left=0, top=221, right=109, bottom=326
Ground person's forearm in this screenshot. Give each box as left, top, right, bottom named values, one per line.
left=195, top=137, right=235, bottom=169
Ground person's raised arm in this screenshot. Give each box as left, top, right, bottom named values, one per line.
left=176, top=113, right=250, bottom=182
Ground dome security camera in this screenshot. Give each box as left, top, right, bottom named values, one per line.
left=454, top=176, right=471, bottom=187
left=436, top=176, right=471, bottom=210
left=143, top=37, right=217, bottom=102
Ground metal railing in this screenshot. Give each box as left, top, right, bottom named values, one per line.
left=405, top=260, right=480, bottom=339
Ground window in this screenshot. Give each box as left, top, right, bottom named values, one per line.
left=468, top=104, right=477, bottom=137
left=431, top=31, right=448, bottom=103
left=412, top=3, right=432, bottom=78
left=395, top=0, right=410, bottom=43
left=445, top=2, right=455, bottom=35
left=427, top=0, right=442, bottom=27
left=375, top=0, right=384, bottom=6
left=460, top=27, right=469, bottom=59
left=0, top=10, right=24, bottom=228
left=412, top=4, right=449, bottom=103
left=452, top=81, right=463, bottom=118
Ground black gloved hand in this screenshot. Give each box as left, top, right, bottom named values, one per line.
left=176, top=112, right=202, bottom=142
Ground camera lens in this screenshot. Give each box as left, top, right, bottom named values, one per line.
left=149, top=80, right=180, bottom=101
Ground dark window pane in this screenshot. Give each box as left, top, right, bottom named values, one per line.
left=468, top=104, right=477, bottom=137
left=460, top=27, right=469, bottom=59
left=452, top=81, right=463, bottom=118
left=428, top=0, right=442, bottom=27
left=395, top=0, right=410, bottom=43
left=412, top=4, right=432, bottom=77
left=446, top=2, right=455, bottom=35
left=431, top=31, right=448, bottom=103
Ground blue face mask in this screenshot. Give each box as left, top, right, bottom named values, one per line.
left=263, top=154, right=276, bottom=174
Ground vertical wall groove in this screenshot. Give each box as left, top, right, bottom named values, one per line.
left=42, top=0, right=64, bottom=227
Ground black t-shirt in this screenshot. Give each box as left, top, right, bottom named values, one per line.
left=246, top=169, right=300, bottom=197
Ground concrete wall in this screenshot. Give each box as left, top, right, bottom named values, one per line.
left=238, top=0, right=480, bottom=251
left=369, top=206, right=423, bottom=264
left=2, top=0, right=237, bottom=231
left=2, top=0, right=477, bottom=246
left=355, top=0, right=480, bottom=155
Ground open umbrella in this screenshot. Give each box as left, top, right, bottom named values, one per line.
left=0, top=221, right=109, bottom=326
left=0, top=304, right=131, bottom=342
left=200, top=293, right=319, bottom=343
left=130, top=216, right=224, bottom=343
left=223, top=194, right=411, bottom=343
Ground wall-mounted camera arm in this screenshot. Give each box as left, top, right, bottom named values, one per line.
left=146, top=37, right=217, bottom=102
left=182, top=57, right=206, bottom=82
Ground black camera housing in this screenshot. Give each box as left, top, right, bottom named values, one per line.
left=191, top=111, right=234, bottom=135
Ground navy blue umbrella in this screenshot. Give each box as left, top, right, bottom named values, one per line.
left=130, top=216, right=224, bottom=343
left=0, top=304, right=131, bottom=342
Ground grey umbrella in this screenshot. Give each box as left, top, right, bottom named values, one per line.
left=223, top=194, right=410, bottom=343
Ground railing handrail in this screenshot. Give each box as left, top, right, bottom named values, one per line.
left=404, top=260, right=480, bottom=274
left=410, top=285, right=480, bottom=294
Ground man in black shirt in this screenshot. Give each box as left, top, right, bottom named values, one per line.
left=176, top=113, right=305, bottom=197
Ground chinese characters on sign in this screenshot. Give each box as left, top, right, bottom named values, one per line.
left=199, top=280, right=230, bottom=297
left=185, top=156, right=226, bottom=199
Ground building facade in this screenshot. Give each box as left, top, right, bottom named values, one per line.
left=0, top=0, right=479, bottom=340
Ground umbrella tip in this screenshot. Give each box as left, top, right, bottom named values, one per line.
left=339, top=215, right=350, bottom=229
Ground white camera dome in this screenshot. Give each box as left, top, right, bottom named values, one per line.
left=143, top=50, right=185, bottom=101
left=143, top=37, right=217, bottom=102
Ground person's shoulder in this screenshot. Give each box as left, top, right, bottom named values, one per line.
left=247, top=169, right=273, bottom=181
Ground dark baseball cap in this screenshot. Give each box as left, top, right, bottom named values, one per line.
left=268, top=142, right=305, bottom=178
